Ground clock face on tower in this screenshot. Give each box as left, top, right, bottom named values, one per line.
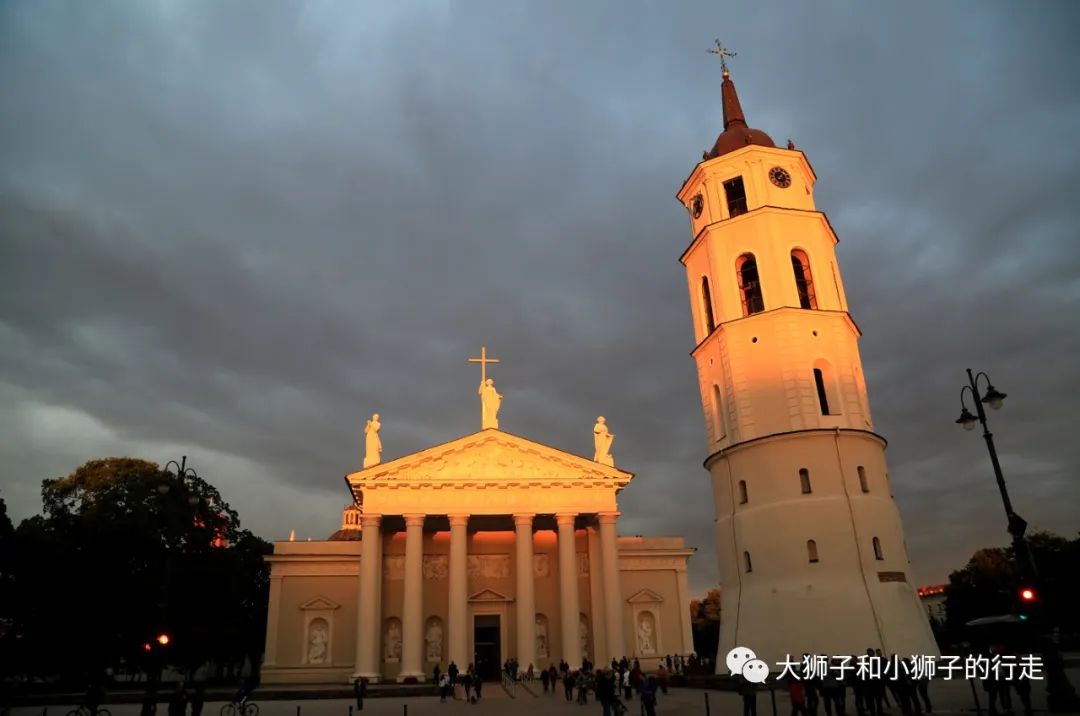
left=691, top=194, right=704, bottom=218
left=768, top=166, right=792, bottom=188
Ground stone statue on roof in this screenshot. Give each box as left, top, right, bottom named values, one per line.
left=593, top=416, right=615, bottom=467
left=364, top=413, right=382, bottom=468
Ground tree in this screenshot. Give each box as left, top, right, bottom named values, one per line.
left=0, top=493, right=15, bottom=677
left=690, top=588, right=722, bottom=661
left=943, top=531, right=1080, bottom=647
left=6, top=458, right=272, bottom=684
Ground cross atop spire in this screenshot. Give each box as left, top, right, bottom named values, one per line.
left=708, top=40, right=736, bottom=77
left=701, top=42, right=775, bottom=159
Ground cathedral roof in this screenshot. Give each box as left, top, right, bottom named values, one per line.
left=327, top=528, right=363, bottom=541
left=345, top=428, right=633, bottom=515
left=705, top=71, right=775, bottom=160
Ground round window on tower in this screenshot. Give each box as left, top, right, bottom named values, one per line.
left=691, top=194, right=704, bottom=218
left=768, top=166, right=792, bottom=188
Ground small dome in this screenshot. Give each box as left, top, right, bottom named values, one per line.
left=708, top=125, right=775, bottom=159
left=327, top=528, right=363, bottom=541
left=329, top=503, right=363, bottom=540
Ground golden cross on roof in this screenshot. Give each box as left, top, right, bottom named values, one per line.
left=468, top=344, right=501, bottom=384
left=708, top=39, right=736, bottom=75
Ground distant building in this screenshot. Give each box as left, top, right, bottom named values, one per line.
left=918, top=584, right=948, bottom=624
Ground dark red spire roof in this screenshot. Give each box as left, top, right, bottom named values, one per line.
left=706, top=71, right=775, bottom=160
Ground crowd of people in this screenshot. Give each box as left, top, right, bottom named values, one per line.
left=432, top=661, right=484, bottom=704
left=429, top=653, right=689, bottom=715
left=770, top=651, right=933, bottom=716
left=768, top=648, right=1032, bottom=716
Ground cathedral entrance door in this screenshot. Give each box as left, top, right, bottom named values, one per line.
left=473, top=614, right=501, bottom=681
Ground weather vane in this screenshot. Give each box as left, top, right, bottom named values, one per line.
left=708, top=39, right=736, bottom=75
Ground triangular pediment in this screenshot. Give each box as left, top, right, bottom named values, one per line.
left=626, top=588, right=664, bottom=604
left=347, top=428, right=633, bottom=488
left=469, top=588, right=512, bottom=603
left=299, top=595, right=341, bottom=611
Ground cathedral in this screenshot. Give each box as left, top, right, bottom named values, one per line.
left=260, top=50, right=939, bottom=685
left=260, top=353, right=695, bottom=684
left=675, top=49, right=937, bottom=667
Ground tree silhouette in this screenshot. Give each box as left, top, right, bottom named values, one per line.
left=3, top=458, right=271, bottom=684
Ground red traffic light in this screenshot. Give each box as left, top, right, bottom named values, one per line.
left=143, top=642, right=152, bottom=652
left=1018, top=587, right=1037, bottom=603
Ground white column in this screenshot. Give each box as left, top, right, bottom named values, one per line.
left=557, top=512, right=582, bottom=669
left=262, top=575, right=283, bottom=666
left=676, top=565, right=695, bottom=655
left=353, top=513, right=382, bottom=680
left=514, top=513, right=536, bottom=667
left=399, top=513, right=426, bottom=681
left=598, top=511, right=625, bottom=661
left=448, top=513, right=470, bottom=670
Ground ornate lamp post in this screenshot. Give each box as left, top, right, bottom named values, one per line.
left=955, top=369, right=1076, bottom=711
left=154, top=456, right=201, bottom=680
left=161, top=455, right=201, bottom=506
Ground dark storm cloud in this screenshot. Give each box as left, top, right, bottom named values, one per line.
left=2, top=1, right=1079, bottom=595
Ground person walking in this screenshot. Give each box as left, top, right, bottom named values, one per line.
left=189, top=683, right=205, bottom=716
left=448, top=661, right=459, bottom=686
left=166, top=682, right=186, bottom=716
left=1012, top=665, right=1033, bottom=716
left=849, top=656, right=867, bottom=716
left=438, top=671, right=450, bottom=702
left=461, top=667, right=474, bottom=704
left=353, top=677, right=366, bottom=712
left=657, top=663, right=669, bottom=695
left=790, top=677, right=809, bottom=716
left=596, top=670, right=615, bottom=716
left=473, top=671, right=483, bottom=702
left=737, top=672, right=758, bottom=716
left=802, top=655, right=820, bottom=716
left=641, top=676, right=658, bottom=716
left=913, top=667, right=932, bottom=714
left=873, top=650, right=892, bottom=711
left=821, top=662, right=846, bottom=716
left=541, top=666, right=550, bottom=692
left=564, top=670, right=576, bottom=702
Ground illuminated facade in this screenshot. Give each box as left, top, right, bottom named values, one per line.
left=675, top=67, right=937, bottom=666
left=261, top=418, right=695, bottom=684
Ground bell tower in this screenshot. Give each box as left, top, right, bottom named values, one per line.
left=675, top=51, right=937, bottom=666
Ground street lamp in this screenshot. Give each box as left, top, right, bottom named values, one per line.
left=956, top=370, right=1019, bottom=542
left=154, top=456, right=201, bottom=684
left=162, top=456, right=201, bottom=506
left=955, top=369, right=1076, bottom=711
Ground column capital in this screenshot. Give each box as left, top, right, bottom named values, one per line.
left=555, top=512, right=578, bottom=527
left=597, top=511, right=621, bottom=524
left=403, top=513, right=426, bottom=527
left=360, top=513, right=383, bottom=528
left=512, top=513, right=536, bottom=526
left=448, top=513, right=470, bottom=527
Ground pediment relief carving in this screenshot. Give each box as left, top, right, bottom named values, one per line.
left=626, top=588, right=664, bottom=604
left=353, top=432, right=631, bottom=486
left=299, top=595, right=341, bottom=611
